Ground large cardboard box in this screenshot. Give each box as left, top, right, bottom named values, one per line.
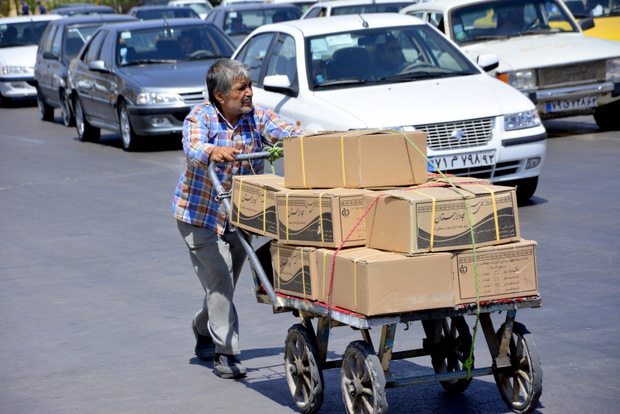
left=364, top=183, right=520, bottom=254
left=315, top=247, right=455, bottom=315
left=230, top=174, right=288, bottom=238
left=276, top=188, right=372, bottom=248
left=454, top=239, right=538, bottom=305
left=283, top=130, right=428, bottom=189
left=271, top=242, right=320, bottom=300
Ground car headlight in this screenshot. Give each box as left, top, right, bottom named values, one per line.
left=606, top=58, right=620, bottom=80
left=1, top=66, right=33, bottom=75
left=137, top=92, right=182, bottom=105
left=498, top=70, right=537, bottom=90
left=504, top=109, right=541, bottom=131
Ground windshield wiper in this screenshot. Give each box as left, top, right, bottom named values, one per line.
left=314, top=78, right=369, bottom=87
left=187, top=54, right=228, bottom=61
left=378, top=71, right=444, bottom=82
left=471, top=34, right=509, bottom=41
left=123, top=58, right=177, bottom=66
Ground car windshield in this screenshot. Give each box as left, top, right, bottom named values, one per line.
left=307, top=24, right=480, bottom=90
left=134, top=8, right=198, bottom=20
left=224, top=8, right=302, bottom=36
left=117, top=24, right=235, bottom=66
left=331, top=2, right=411, bottom=15
left=0, top=21, right=52, bottom=48
left=64, top=24, right=102, bottom=58
left=450, top=0, right=579, bottom=45
left=563, top=0, right=620, bottom=18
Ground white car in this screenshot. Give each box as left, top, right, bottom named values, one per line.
left=0, top=14, right=61, bottom=104
left=301, top=0, right=415, bottom=18
left=401, top=0, right=620, bottom=130
left=233, top=13, right=547, bottom=202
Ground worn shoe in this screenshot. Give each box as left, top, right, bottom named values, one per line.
left=214, top=353, right=247, bottom=379
left=192, top=317, right=215, bottom=361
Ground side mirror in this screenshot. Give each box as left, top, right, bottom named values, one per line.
left=579, top=17, right=595, bottom=31
left=42, top=51, right=59, bottom=60
left=477, top=53, right=499, bottom=72
left=263, top=74, right=297, bottom=97
left=88, top=60, right=109, bottom=73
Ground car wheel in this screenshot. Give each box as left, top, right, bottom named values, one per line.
left=119, top=101, right=140, bottom=151
left=37, top=89, right=54, bottom=122
left=74, top=97, right=100, bottom=142
left=593, top=101, right=620, bottom=131
left=0, top=91, right=11, bottom=107
left=514, top=176, right=538, bottom=205
left=60, top=90, right=75, bottom=127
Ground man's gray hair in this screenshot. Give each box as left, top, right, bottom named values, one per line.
left=206, top=59, right=251, bottom=103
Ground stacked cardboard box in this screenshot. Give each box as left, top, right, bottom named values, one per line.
left=230, top=130, right=538, bottom=316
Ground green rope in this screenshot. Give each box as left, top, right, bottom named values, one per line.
left=264, top=142, right=284, bottom=174
left=392, top=130, right=480, bottom=379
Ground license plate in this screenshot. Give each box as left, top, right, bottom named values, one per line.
left=545, top=96, right=597, bottom=113
left=428, top=150, right=496, bottom=172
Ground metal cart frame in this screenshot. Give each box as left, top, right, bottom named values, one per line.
left=210, top=153, right=542, bottom=414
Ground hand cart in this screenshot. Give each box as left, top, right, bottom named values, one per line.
left=210, top=152, right=542, bottom=414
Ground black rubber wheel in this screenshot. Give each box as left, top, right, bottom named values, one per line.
left=119, top=101, right=140, bottom=151
left=60, top=89, right=75, bottom=127
left=515, top=177, right=538, bottom=205
left=431, top=316, right=474, bottom=395
left=284, top=324, right=324, bottom=414
left=340, top=340, right=388, bottom=414
left=37, top=89, right=54, bottom=121
left=594, top=100, right=620, bottom=131
left=494, top=322, right=543, bottom=414
left=74, top=97, right=100, bottom=142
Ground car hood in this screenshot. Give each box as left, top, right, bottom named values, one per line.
left=460, top=33, right=620, bottom=72
left=0, top=45, right=37, bottom=67
left=310, top=74, right=534, bottom=128
left=118, top=60, right=213, bottom=91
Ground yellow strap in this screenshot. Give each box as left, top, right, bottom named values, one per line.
left=340, top=135, right=347, bottom=188
left=476, top=185, right=500, bottom=243
left=285, top=193, right=290, bottom=242
left=319, top=192, right=325, bottom=245
left=408, top=189, right=437, bottom=251
left=234, top=180, right=242, bottom=224
left=276, top=245, right=281, bottom=291
left=353, top=252, right=387, bottom=311
left=262, top=187, right=267, bottom=233
left=301, top=247, right=307, bottom=299
left=321, top=252, right=327, bottom=303
left=300, top=136, right=307, bottom=188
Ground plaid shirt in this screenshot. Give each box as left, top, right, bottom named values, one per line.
left=173, top=101, right=308, bottom=234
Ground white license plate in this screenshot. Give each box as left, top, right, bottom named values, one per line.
left=428, top=150, right=496, bottom=172
left=545, top=96, right=597, bottom=113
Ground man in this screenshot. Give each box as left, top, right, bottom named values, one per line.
left=178, top=32, right=196, bottom=56
left=375, top=35, right=406, bottom=78
left=173, top=59, right=308, bottom=379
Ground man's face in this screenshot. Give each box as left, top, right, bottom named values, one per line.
left=219, top=77, right=253, bottom=119
left=379, top=39, right=403, bottom=69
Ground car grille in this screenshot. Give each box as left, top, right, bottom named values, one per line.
left=538, top=60, right=606, bottom=88
left=179, top=90, right=205, bottom=105
left=415, top=117, right=494, bottom=150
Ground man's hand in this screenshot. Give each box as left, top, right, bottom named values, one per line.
left=210, top=146, right=241, bottom=163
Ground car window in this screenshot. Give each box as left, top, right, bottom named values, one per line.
left=83, top=30, right=106, bottom=63
left=303, top=7, right=325, bottom=18
left=1, top=20, right=53, bottom=47
left=64, top=25, right=101, bottom=59
left=223, top=9, right=301, bottom=37
left=236, top=32, right=276, bottom=84
left=39, top=24, right=58, bottom=54
left=265, top=33, right=298, bottom=87
left=428, top=12, right=445, bottom=33
left=450, top=0, right=578, bottom=45
left=99, top=30, right=115, bottom=66
left=331, top=3, right=411, bottom=15
left=307, top=24, right=479, bottom=89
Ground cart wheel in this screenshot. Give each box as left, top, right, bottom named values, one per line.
left=340, top=340, right=388, bottom=414
left=494, top=322, right=542, bottom=414
left=284, top=324, right=324, bottom=414
left=432, top=316, right=473, bottom=394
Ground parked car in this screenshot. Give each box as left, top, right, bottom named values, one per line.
left=401, top=0, right=620, bottom=130
left=205, top=3, right=302, bottom=45
left=67, top=19, right=235, bottom=150
left=128, top=5, right=201, bottom=20
left=50, top=4, right=118, bottom=17
left=233, top=13, right=547, bottom=202
left=301, top=0, right=415, bottom=18
left=168, top=0, right=214, bottom=19
left=35, top=15, right=137, bottom=126
left=0, top=14, right=62, bottom=105
left=272, top=0, right=316, bottom=13
left=562, top=0, right=620, bottom=42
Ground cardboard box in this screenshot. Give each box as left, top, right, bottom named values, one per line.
left=283, top=130, right=428, bottom=189
left=315, top=247, right=455, bottom=316
left=271, top=242, right=320, bottom=300
left=230, top=174, right=288, bottom=238
left=276, top=188, right=372, bottom=248
left=364, top=183, right=520, bottom=254
left=454, top=239, right=538, bottom=305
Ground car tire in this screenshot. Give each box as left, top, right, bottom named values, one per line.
left=593, top=101, right=620, bottom=131
left=514, top=176, right=538, bottom=205
left=37, top=89, right=54, bottom=122
left=74, top=97, right=100, bottom=142
left=60, top=90, right=75, bottom=127
left=119, top=101, right=141, bottom=151
left=0, top=91, right=10, bottom=107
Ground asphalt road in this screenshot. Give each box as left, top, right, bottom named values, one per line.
left=1, top=101, right=619, bottom=414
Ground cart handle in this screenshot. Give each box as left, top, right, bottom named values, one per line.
left=207, top=151, right=285, bottom=312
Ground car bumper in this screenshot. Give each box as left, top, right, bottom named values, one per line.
left=126, top=104, right=191, bottom=136
left=527, top=81, right=620, bottom=118
left=0, top=78, right=37, bottom=99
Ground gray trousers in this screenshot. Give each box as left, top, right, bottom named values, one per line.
left=177, top=220, right=248, bottom=356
